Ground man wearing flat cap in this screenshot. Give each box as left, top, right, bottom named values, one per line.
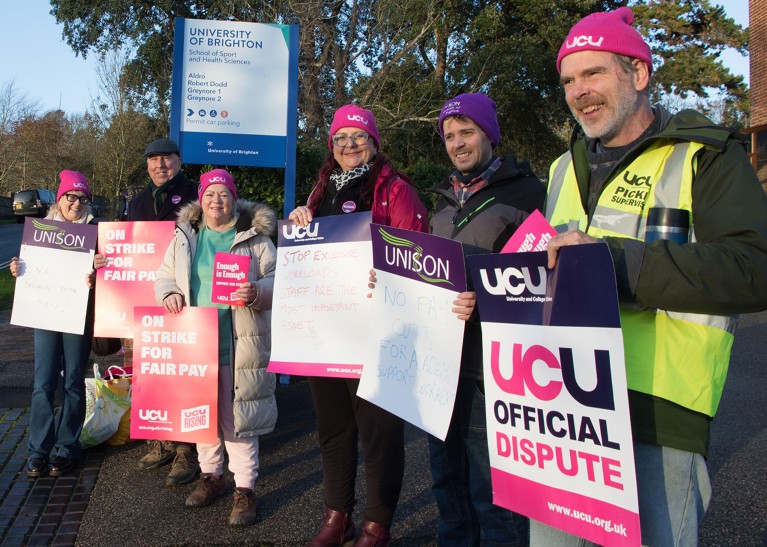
left=539, top=6, right=767, bottom=545
left=127, top=138, right=197, bottom=222
left=128, top=138, right=198, bottom=487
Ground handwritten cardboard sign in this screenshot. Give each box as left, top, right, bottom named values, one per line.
left=357, top=225, right=467, bottom=440
left=11, top=217, right=97, bottom=334
left=268, top=212, right=373, bottom=378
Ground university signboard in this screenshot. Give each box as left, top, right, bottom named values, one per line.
left=170, top=18, right=299, bottom=211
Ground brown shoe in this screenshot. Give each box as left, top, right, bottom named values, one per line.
left=354, top=520, right=390, bottom=547
left=229, top=488, right=258, bottom=526
left=166, top=447, right=199, bottom=486
left=185, top=474, right=226, bottom=507
left=137, top=439, right=175, bottom=470
left=308, top=508, right=355, bottom=547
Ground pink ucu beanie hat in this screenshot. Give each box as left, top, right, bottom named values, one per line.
left=57, top=170, right=91, bottom=201
left=198, top=168, right=237, bottom=201
left=328, top=104, right=380, bottom=150
left=557, top=7, right=652, bottom=74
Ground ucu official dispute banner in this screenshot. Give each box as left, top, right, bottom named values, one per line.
left=268, top=212, right=373, bottom=378
left=467, top=244, right=640, bottom=547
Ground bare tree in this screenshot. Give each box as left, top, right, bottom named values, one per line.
left=0, top=81, right=40, bottom=195
left=89, top=48, right=154, bottom=204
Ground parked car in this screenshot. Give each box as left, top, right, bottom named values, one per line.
left=13, top=188, right=56, bottom=223
left=90, top=195, right=110, bottom=218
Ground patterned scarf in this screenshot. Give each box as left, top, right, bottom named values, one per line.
left=329, top=163, right=372, bottom=191
left=450, top=156, right=501, bottom=207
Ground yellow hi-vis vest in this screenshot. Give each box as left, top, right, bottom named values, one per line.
left=545, top=140, right=736, bottom=417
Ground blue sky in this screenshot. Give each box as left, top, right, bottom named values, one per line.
left=0, top=0, right=751, bottom=115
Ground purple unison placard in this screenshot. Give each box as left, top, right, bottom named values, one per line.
left=11, top=217, right=98, bottom=334
left=370, top=223, right=467, bottom=289
left=20, top=217, right=97, bottom=254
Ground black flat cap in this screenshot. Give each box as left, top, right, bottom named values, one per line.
left=144, top=138, right=180, bottom=157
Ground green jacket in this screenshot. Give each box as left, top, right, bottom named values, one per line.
left=546, top=107, right=767, bottom=455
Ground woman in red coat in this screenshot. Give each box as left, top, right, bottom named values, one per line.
left=289, top=105, right=428, bottom=547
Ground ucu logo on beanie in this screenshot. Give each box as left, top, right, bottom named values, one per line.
left=73, top=182, right=88, bottom=191
left=209, top=176, right=228, bottom=183
left=556, top=7, right=652, bottom=74
left=347, top=114, right=369, bottom=125
left=564, top=35, right=604, bottom=49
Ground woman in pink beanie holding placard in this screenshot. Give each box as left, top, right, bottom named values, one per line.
left=289, top=105, right=428, bottom=547
left=10, top=170, right=107, bottom=479
left=155, top=168, right=278, bottom=527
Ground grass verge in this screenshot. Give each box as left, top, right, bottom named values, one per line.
left=0, top=268, right=15, bottom=310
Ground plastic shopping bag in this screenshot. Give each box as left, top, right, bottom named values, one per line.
left=103, top=366, right=134, bottom=446
left=80, top=364, right=131, bottom=448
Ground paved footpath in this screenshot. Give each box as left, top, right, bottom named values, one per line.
left=0, top=408, right=107, bottom=546
left=1, top=310, right=766, bottom=545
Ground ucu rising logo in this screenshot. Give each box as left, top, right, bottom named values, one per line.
left=283, top=223, right=319, bottom=240
left=347, top=114, right=369, bottom=125
left=565, top=35, right=604, bottom=49
left=479, top=266, right=546, bottom=296
left=139, top=409, right=168, bottom=421
left=208, top=176, right=229, bottom=183
left=623, top=171, right=651, bottom=187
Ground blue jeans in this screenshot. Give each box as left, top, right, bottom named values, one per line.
left=428, top=376, right=529, bottom=546
left=530, top=442, right=711, bottom=546
left=28, top=328, right=91, bottom=461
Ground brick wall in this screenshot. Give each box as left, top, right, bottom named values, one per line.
left=752, top=0, right=766, bottom=125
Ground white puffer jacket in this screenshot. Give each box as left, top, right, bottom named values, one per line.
left=155, top=199, right=278, bottom=437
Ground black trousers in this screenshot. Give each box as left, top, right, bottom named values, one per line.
left=309, top=376, right=405, bottom=525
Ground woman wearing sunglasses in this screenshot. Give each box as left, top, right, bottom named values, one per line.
left=9, top=170, right=106, bottom=478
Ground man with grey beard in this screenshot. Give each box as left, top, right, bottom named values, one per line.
left=540, top=7, right=767, bottom=545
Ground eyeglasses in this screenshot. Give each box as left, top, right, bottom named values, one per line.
left=332, top=132, right=370, bottom=147
left=62, top=193, right=90, bottom=205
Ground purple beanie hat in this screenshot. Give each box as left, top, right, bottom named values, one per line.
left=57, top=170, right=91, bottom=201
left=198, top=169, right=237, bottom=201
left=438, top=93, right=500, bottom=148
left=557, top=7, right=652, bottom=74
left=328, top=104, right=380, bottom=150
